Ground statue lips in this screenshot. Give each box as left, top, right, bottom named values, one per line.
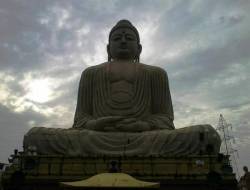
left=118, top=51, right=130, bottom=59
left=119, top=45, right=128, bottom=50
left=117, top=45, right=130, bottom=54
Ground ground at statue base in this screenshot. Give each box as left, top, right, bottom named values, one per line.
left=1, top=153, right=238, bottom=190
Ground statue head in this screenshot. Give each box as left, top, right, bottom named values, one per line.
left=107, top=20, right=142, bottom=62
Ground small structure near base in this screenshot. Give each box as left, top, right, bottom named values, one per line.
left=60, top=173, right=159, bottom=189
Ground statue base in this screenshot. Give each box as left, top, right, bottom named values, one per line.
left=2, top=153, right=238, bottom=190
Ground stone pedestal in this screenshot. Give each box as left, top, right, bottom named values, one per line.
left=1, top=153, right=238, bottom=190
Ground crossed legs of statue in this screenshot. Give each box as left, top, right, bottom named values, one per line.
left=24, top=124, right=220, bottom=157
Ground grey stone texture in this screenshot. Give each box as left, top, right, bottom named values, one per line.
left=23, top=20, right=221, bottom=156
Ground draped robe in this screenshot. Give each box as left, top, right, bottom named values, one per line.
left=72, top=62, right=175, bottom=130
left=24, top=62, right=221, bottom=156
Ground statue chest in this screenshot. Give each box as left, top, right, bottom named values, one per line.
left=109, top=63, right=136, bottom=83
left=108, top=63, right=136, bottom=102
left=92, top=63, right=152, bottom=117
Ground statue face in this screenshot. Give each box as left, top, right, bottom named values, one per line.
left=108, top=27, right=141, bottom=60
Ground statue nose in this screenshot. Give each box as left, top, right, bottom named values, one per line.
left=121, top=36, right=126, bottom=43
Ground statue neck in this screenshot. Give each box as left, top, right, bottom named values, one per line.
left=112, top=58, right=136, bottom=64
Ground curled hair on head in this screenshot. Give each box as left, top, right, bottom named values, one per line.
left=109, top=20, right=140, bottom=43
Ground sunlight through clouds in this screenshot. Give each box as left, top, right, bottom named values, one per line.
left=0, top=72, right=15, bottom=105
left=21, top=73, right=61, bottom=104
left=138, top=18, right=160, bottom=63
left=25, top=79, right=54, bottom=103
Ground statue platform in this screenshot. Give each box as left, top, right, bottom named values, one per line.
left=1, top=153, right=238, bottom=190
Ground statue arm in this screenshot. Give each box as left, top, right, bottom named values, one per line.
left=117, top=67, right=174, bottom=132
left=144, top=67, right=175, bottom=130
left=72, top=68, right=95, bottom=128
left=72, top=67, right=125, bottom=131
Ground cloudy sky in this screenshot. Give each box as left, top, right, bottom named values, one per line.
left=0, top=0, right=249, bottom=177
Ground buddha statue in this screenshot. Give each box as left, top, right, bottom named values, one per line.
left=24, top=20, right=221, bottom=156
left=72, top=20, right=174, bottom=132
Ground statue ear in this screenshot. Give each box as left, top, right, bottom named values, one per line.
left=107, top=44, right=111, bottom=61
left=138, top=44, right=142, bottom=55
left=107, top=44, right=110, bottom=54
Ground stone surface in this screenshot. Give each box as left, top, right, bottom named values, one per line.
left=72, top=62, right=174, bottom=131
left=23, top=19, right=221, bottom=156
left=24, top=125, right=220, bottom=156
left=2, top=154, right=238, bottom=190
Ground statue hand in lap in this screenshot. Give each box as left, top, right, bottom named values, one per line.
left=85, top=116, right=125, bottom=131
left=85, top=117, right=151, bottom=132
left=116, top=118, right=151, bottom=132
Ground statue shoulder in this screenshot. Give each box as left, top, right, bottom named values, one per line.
left=81, top=62, right=108, bottom=75
left=138, top=63, right=168, bottom=76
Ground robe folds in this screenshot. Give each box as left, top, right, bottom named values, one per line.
left=24, top=124, right=221, bottom=156
left=72, top=62, right=175, bottom=130
left=23, top=62, right=221, bottom=156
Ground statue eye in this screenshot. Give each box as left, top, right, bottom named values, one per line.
left=112, top=35, right=122, bottom=41
left=126, top=35, right=136, bottom=41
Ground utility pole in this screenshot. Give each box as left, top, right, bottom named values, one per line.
left=216, top=114, right=240, bottom=179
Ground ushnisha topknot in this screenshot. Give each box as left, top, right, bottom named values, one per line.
left=109, top=19, right=140, bottom=43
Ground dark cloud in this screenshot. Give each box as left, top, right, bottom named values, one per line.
left=0, top=104, right=47, bottom=161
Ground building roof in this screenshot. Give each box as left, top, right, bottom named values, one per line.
left=60, top=173, right=159, bottom=188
